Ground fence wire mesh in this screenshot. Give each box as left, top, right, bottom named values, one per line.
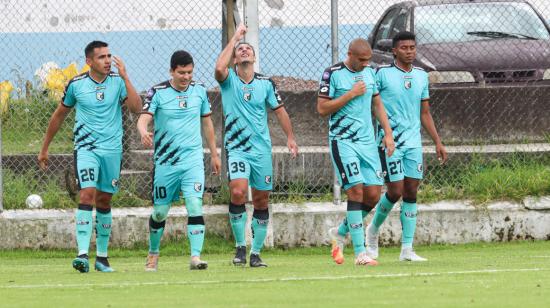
left=1, top=0, right=549, bottom=210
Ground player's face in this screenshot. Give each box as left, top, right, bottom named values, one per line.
left=393, top=40, right=416, bottom=64
left=234, top=43, right=255, bottom=65
left=170, top=64, right=194, bottom=90
left=348, top=48, right=372, bottom=72
left=86, top=47, right=112, bottom=75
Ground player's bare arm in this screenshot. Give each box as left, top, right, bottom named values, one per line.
left=38, top=103, right=72, bottom=170
left=274, top=107, right=298, bottom=158
left=113, top=55, right=142, bottom=113
left=136, top=113, right=154, bottom=148
left=317, top=81, right=366, bottom=117
left=420, top=100, right=448, bottom=164
left=201, top=116, right=221, bottom=175
left=372, top=94, right=395, bottom=157
left=214, top=23, right=247, bottom=82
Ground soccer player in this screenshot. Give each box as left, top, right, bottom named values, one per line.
left=215, top=24, right=298, bottom=267
left=365, top=31, right=448, bottom=261
left=318, top=38, right=395, bottom=266
left=38, top=41, right=142, bottom=272
left=138, top=50, right=221, bottom=271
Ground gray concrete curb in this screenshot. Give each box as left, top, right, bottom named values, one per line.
left=1, top=196, right=550, bottom=249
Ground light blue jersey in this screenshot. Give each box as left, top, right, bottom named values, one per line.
left=219, top=68, right=283, bottom=155
left=143, top=80, right=212, bottom=166
left=62, top=72, right=128, bottom=152
left=375, top=63, right=430, bottom=149
left=318, top=62, right=379, bottom=145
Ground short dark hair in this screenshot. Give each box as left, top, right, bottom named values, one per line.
left=392, top=31, right=416, bottom=48
left=85, top=41, right=108, bottom=58
left=170, top=50, right=194, bottom=70
left=234, top=42, right=255, bottom=56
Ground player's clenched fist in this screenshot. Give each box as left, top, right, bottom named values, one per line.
left=349, top=81, right=366, bottom=98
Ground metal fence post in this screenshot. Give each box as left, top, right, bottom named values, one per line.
left=331, top=0, right=341, bottom=206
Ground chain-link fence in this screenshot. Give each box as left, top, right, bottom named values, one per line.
left=1, top=0, right=549, bottom=210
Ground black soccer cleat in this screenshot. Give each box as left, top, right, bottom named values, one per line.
left=232, top=246, right=247, bottom=266
left=249, top=253, right=267, bottom=268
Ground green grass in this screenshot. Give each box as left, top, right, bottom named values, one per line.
left=1, top=240, right=550, bottom=306
left=2, top=96, right=74, bottom=154
left=419, top=153, right=550, bottom=204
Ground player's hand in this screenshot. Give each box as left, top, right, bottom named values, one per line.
left=382, top=135, right=395, bottom=157
left=139, top=130, right=153, bottom=148
left=287, top=138, right=298, bottom=159
left=233, top=23, right=247, bottom=42
left=211, top=155, right=221, bottom=175
left=38, top=150, right=49, bottom=170
left=349, top=81, right=366, bottom=98
left=113, top=56, right=128, bottom=80
left=436, top=143, right=448, bottom=165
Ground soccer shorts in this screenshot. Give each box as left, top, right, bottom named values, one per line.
left=74, top=150, right=122, bottom=194
left=379, top=146, right=423, bottom=183
left=152, top=161, right=205, bottom=205
left=329, top=140, right=384, bottom=191
left=226, top=151, right=273, bottom=191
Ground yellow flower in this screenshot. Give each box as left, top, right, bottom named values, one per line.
left=0, top=80, right=14, bottom=115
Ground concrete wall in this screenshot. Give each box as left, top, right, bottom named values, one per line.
left=2, top=197, right=549, bottom=249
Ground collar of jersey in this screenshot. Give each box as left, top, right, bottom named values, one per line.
left=393, top=61, right=413, bottom=73
left=234, top=67, right=256, bottom=84
left=87, top=72, right=109, bottom=84
left=168, top=80, right=190, bottom=92
left=343, top=62, right=364, bottom=74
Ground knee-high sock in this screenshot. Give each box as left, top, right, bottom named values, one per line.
left=337, top=204, right=370, bottom=236
left=400, top=199, right=418, bottom=248
left=371, top=193, right=399, bottom=233
left=251, top=209, right=269, bottom=255
left=95, top=207, right=112, bottom=258
left=186, top=197, right=205, bottom=257
left=75, top=204, right=93, bottom=256
left=229, top=202, right=247, bottom=247
left=347, top=201, right=366, bottom=256
left=149, top=203, right=170, bottom=254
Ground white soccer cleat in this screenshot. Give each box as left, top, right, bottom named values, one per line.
left=145, top=253, right=159, bottom=272
left=328, top=227, right=345, bottom=264
left=354, top=252, right=378, bottom=266
left=399, top=247, right=427, bottom=262
left=365, top=223, right=379, bottom=259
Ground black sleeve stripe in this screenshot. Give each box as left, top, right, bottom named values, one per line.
left=318, top=67, right=333, bottom=97
left=267, top=77, right=283, bottom=104
left=201, top=112, right=212, bottom=117
left=271, top=104, right=285, bottom=111
left=373, top=93, right=380, bottom=97
left=421, top=98, right=430, bottom=101
left=61, top=102, right=73, bottom=108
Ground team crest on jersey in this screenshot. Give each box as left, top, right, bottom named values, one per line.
left=177, top=95, right=187, bottom=108
left=376, top=170, right=386, bottom=179
left=194, top=183, right=202, bottom=192
left=265, top=176, right=271, bottom=184
left=96, top=92, right=104, bottom=101
left=404, top=80, right=412, bottom=89
left=243, top=92, right=252, bottom=102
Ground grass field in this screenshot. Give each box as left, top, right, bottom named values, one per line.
left=1, top=240, right=550, bottom=307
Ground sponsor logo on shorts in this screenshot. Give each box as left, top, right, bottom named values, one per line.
left=194, top=183, right=202, bottom=192
left=112, top=179, right=119, bottom=188
left=96, top=92, right=104, bottom=101
left=417, top=163, right=423, bottom=172
left=265, top=176, right=271, bottom=184
left=376, top=170, right=386, bottom=179
left=76, top=220, right=89, bottom=225
left=350, top=222, right=363, bottom=229
left=341, top=172, right=346, bottom=180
